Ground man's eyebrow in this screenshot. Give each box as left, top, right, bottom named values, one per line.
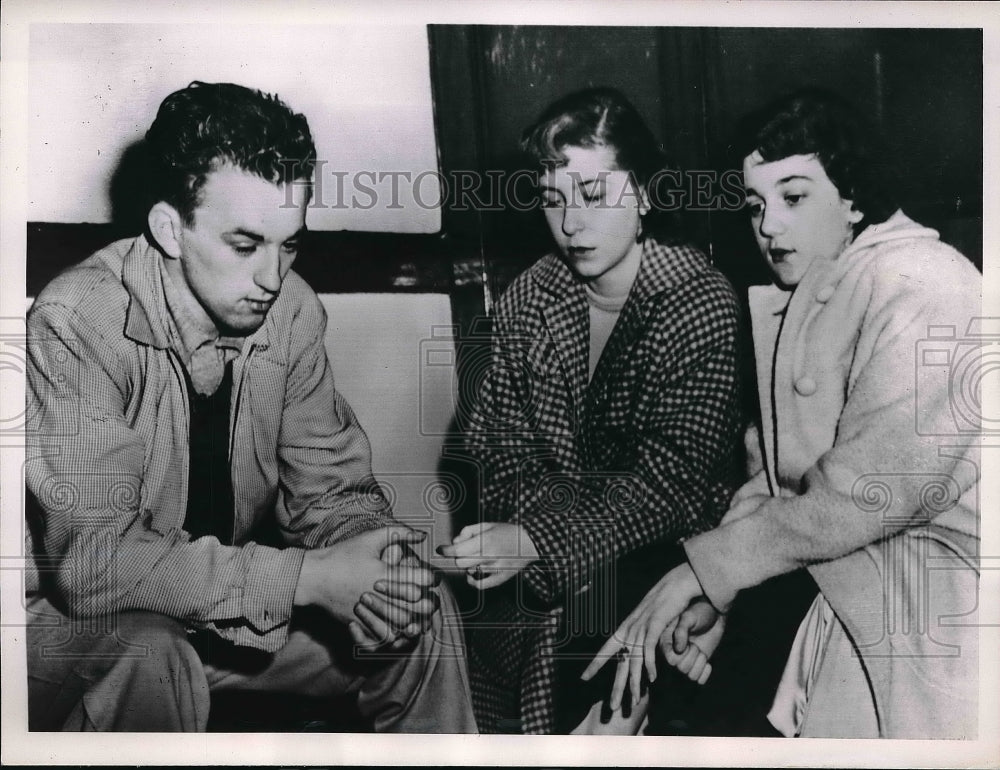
left=225, top=228, right=265, bottom=241
left=224, top=227, right=307, bottom=242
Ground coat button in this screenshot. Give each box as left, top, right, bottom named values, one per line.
left=816, top=285, right=835, bottom=302
left=795, top=376, right=818, bottom=396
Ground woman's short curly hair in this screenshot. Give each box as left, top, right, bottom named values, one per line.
left=734, top=88, right=899, bottom=231
left=145, top=81, right=316, bottom=223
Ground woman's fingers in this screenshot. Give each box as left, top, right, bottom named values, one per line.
left=643, top=620, right=661, bottom=685
left=437, top=539, right=478, bottom=559
left=687, top=650, right=708, bottom=683
left=582, top=625, right=632, bottom=681
left=643, top=605, right=679, bottom=684
left=449, top=522, right=494, bottom=545
left=609, top=646, right=632, bottom=712
left=465, top=565, right=517, bottom=589
left=454, top=523, right=487, bottom=541
left=629, top=636, right=644, bottom=711
left=675, top=644, right=699, bottom=676
left=697, top=663, right=713, bottom=686
left=648, top=617, right=678, bottom=683
left=672, top=610, right=696, bottom=654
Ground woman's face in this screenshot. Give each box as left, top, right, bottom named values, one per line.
left=742, top=151, right=862, bottom=288
left=540, top=144, right=648, bottom=294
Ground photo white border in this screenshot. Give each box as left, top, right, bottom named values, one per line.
left=2, top=0, right=997, bottom=766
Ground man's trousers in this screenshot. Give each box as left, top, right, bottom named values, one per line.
left=25, top=586, right=477, bottom=733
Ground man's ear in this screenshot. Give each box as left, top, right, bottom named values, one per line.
left=147, top=202, right=185, bottom=259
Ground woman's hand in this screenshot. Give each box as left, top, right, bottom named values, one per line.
left=436, top=522, right=540, bottom=589
left=580, top=561, right=706, bottom=711
left=720, top=492, right=771, bottom=525
left=661, top=599, right=726, bottom=685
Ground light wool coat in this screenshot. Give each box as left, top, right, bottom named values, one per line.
left=685, top=212, right=981, bottom=738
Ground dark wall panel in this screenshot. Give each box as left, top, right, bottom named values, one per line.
left=429, top=25, right=984, bottom=302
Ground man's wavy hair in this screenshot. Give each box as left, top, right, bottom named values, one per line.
left=734, top=88, right=899, bottom=233
left=145, top=81, right=316, bottom=224
left=520, top=86, right=680, bottom=242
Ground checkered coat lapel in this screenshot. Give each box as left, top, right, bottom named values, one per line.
left=533, top=257, right=589, bottom=420
left=584, top=240, right=707, bottom=418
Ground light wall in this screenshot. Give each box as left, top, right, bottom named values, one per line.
left=320, top=293, right=460, bottom=549
left=28, top=23, right=440, bottom=232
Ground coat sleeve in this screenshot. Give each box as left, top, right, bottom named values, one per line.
left=25, top=299, right=303, bottom=651
left=468, top=273, right=743, bottom=606
left=461, top=306, right=562, bottom=533
left=684, top=253, right=982, bottom=612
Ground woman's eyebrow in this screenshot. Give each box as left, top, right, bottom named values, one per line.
left=575, top=174, right=608, bottom=188
left=777, top=174, right=813, bottom=185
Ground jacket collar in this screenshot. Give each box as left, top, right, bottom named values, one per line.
left=121, top=233, right=270, bottom=352
left=749, top=209, right=934, bottom=317
left=531, top=237, right=701, bottom=302
left=122, top=235, right=173, bottom=350
left=532, top=238, right=707, bottom=408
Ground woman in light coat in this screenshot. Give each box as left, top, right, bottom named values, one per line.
left=584, top=89, right=981, bottom=738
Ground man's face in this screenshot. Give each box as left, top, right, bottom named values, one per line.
left=173, top=164, right=308, bottom=335
left=742, top=152, right=861, bottom=288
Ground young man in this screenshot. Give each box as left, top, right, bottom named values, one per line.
left=24, top=81, right=476, bottom=733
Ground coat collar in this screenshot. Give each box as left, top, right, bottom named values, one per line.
left=531, top=237, right=703, bottom=301
left=746, top=209, right=934, bottom=491
left=532, top=238, right=709, bottom=408
left=748, top=209, right=935, bottom=320
left=121, top=235, right=173, bottom=350
left=121, top=234, right=270, bottom=352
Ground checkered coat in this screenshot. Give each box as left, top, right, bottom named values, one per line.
left=463, top=238, right=744, bottom=733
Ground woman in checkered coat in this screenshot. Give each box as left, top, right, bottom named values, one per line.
left=439, top=87, right=744, bottom=733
